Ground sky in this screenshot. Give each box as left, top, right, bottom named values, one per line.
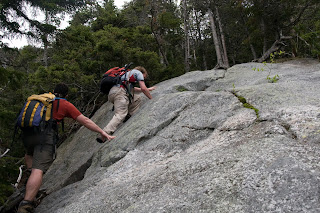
left=1, top=0, right=127, bottom=48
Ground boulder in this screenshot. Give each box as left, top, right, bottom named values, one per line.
left=36, top=59, right=320, bottom=212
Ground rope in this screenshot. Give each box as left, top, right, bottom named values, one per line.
left=14, top=165, right=24, bottom=188
left=0, top=148, right=10, bottom=158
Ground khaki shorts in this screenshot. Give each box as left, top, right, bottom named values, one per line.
left=22, top=128, right=57, bottom=173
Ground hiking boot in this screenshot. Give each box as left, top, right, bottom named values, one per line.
left=96, top=129, right=114, bottom=143
left=96, top=137, right=106, bottom=143
left=123, top=114, right=131, bottom=123
left=17, top=200, right=34, bottom=213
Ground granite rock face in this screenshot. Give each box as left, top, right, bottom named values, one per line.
left=37, top=59, right=320, bottom=213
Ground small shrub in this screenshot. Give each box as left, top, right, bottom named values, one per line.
left=253, top=51, right=284, bottom=83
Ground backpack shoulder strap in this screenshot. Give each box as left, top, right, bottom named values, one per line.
left=121, top=70, right=134, bottom=103
left=54, top=97, right=67, bottom=111
left=53, top=97, right=66, bottom=132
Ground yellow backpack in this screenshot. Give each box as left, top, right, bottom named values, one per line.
left=17, top=93, right=56, bottom=128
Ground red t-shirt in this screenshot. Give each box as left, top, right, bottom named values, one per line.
left=52, top=99, right=82, bottom=121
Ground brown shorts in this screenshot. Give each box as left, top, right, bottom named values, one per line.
left=22, top=128, right=57, bottom=173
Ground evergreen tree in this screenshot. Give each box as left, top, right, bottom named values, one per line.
left=0, top=0, right=89, bottom=48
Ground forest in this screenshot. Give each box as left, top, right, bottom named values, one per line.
left=0, top=0, right=319, bottom=206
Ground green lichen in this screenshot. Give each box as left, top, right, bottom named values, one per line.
left=176, top=86, right=189, bottom=92
left=232, top=92, right=260, bottom=118
left=237, top=96, right=246, bottom=104
left=243, top=103, right=260, bottom=118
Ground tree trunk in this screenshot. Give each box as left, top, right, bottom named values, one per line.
left=290, top=17, right=297, bottom=57
left=43, top=11, right=49, bottom=68
left=215, top=6, right=229, bottom=68
left=150, top=1, right=169, bottom=67
left=150, top=24, right=169, bottom=66
left=208, top=8, right=224, bottom=69
left=183, top=0, right=190, bottom=72
left=194, top=10, right=206, bottom=70
left=43, top=35, right=48, bottom=68
left=242, top=17, right=257, bottom=60
left=261, top=18, right=267, bottom=54
left=249, top=43, right=257, bottom=61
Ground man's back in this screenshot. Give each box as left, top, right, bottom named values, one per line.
left=52, top=99, right=81, bottom=121
left=120, top=69, right=144, bottom=83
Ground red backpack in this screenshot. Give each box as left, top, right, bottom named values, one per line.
left=99, top=63, right=133, bottom=94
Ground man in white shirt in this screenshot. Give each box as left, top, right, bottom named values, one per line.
left=101, top=66, right=155, bottom=137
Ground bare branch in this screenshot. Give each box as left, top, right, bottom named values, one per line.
left=258, top=36, right=292, bottom=63
left=297, top=35, right=310, bottom=46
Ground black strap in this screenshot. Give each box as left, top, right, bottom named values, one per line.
left=54, top=98, right=64, bottom=132
left=122, top=82, right=133, bottom=103
left=40, top=105, right=49, bottom=151
left=123, top=62, right=133, bottom=70
left=61, top=119, right=64, bottom=132
left=56, top=99, right=60, bottom=111
left=122, top=71, right=134, bottom=103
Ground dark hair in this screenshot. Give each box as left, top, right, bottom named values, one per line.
left=54, top=83, right=69, bottom=98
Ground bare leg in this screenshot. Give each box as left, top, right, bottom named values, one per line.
left=24, top=168, right=43, bottom=201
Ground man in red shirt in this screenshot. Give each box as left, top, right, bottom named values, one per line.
left=17, top=83, right=115, bottom=213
